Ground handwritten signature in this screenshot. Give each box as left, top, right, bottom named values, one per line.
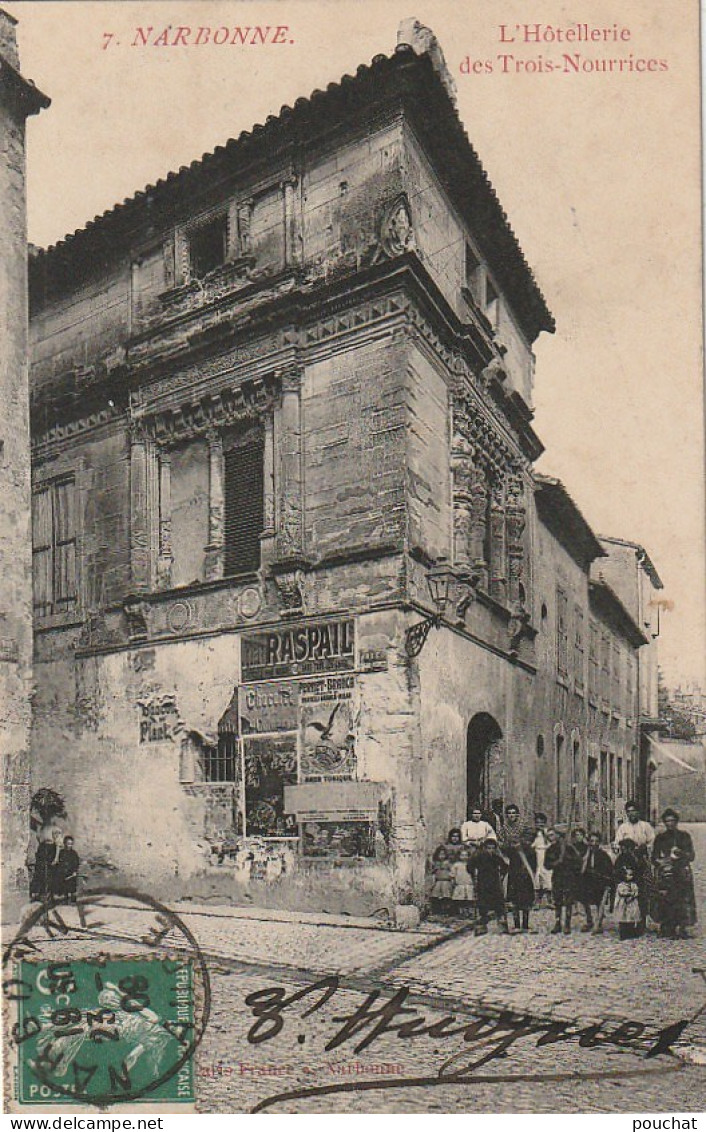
left=241, top=976, right=696, bottom=1111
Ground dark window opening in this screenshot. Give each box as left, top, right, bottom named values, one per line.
left=204, top=733, right=238, bottom=783
left=190, top=216, right=228, bottom=279
left=485, top=277, right=500, bottom=326
left=224, top=439, right=264, bottom=576
left=464, top=243, right=483, bottom=305
left=536, top=735, right=545, bottom=758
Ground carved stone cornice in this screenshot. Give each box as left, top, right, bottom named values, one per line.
left=31, top=403, right=126, bottom=457
left=452, top=392, right=522, bottom=479
left=133, top=374, right=281, bottom=448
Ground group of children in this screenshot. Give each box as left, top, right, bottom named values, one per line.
left=430, top=805, right=650, bottom=939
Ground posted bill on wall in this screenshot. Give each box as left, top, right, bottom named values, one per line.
left=1, top=0, right=704, bottom=1118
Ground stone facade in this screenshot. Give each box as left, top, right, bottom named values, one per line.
left=26, top=25, right=657, bottom=916
left=0, top=8, right=48, bottom=910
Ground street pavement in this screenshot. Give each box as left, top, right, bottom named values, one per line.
left=4, top=825, right=706, bottom=1113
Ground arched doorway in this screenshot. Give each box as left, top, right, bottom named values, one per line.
left=466, top=713, right=504, bottom=819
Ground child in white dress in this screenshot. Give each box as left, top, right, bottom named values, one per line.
left=450, top=846, right=475, bottom=917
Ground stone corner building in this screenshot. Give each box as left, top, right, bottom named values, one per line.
left=0, top=6, right=49, bottom=908
left=27, top=23, right=660, bottom=918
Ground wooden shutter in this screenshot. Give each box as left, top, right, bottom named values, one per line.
left=53, top=477, right=76, bottom=608
left=224, top=442, right=264, bottom=575
left=32, top=487, right=53, bottom=616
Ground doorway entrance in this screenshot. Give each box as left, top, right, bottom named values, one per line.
left=466, top=713, right=504, bottom=819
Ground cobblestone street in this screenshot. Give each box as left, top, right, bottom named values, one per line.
left=5, top=826, right=706, bottom=1114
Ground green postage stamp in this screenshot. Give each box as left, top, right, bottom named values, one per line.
left=11, top=957, right=195, bottom=1106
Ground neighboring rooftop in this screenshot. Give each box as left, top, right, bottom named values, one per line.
left=29, top=24, right=554, bottom=342
left=599, top=535, right=664, bottom=590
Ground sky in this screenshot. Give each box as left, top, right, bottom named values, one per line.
left=11, top=0, right=706, bottom=689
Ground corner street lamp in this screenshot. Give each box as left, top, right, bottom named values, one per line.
left=405, top=559, right=455, bottom=658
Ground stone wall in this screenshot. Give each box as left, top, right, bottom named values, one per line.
left=0, top=14, right=48, bottom=911
left=30, top=607, right=424, bottom=915
left=302, top=337, right=407, bottom=560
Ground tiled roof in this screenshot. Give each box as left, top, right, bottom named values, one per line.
left=32, top=46, right=554, bottom=340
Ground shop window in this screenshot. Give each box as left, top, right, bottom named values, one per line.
left=190, top=215, right=228, bottom=279
left=224, top=436, right=264, bottom=575
left=32, top=475, right=77, bottom=618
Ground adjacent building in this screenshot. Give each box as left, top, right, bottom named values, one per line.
left=0, top=7, right=49, bottom=910
left=25, top=22, right=662, bottom=918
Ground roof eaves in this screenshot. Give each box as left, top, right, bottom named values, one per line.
left=0, top=56, right=50, bottom=116
left=535, top=474, right=606, bottom=565
left=589, top=578, right=650, bottom=647
left=599, top=535, right=664, bottom=590
left=31, top=47, right=553, bottom=339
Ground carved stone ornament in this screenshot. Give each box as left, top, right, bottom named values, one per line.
left=396, top=18, right=458, bottom=106
left=508, top=607, right=532, bottom=655
left=239, top=587, right=262, bottom=620
left=379, top=195, right=416, bottom=259
left=271, top=565, right=308, bottom=618
left=123, top=599, right=152, bottom=643
left=76, top=611, right=109, bottom=650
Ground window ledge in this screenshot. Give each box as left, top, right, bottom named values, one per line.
left=35, top=611, right=83, bottom=632
left=146, top=572, right=261, bottom=605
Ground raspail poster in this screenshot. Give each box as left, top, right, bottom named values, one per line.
left=2, top=0, right=705, bottom=1119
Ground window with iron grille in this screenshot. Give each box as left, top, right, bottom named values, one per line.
left=224, top=433, right=264, bottom=576
left=32, top=476, right=77, bottom=617
left=203, top=733, right=238, bottom=783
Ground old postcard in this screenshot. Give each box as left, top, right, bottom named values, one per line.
left=1, top=0, right=705, bottom=1117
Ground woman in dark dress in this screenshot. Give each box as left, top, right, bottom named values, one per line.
left=30, top=828, right=62, bottom=902
left=652, top=809, right=696, bottom=938
left=498, top=804, right=536, bottom=931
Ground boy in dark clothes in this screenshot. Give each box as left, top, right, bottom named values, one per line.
left=580, top=831, right=614, bottom=932
left=544, top=826, right=583, bottom=934
left=470, top=838, right=510, bottom=936
left=56, top=836, right=79, bottom=903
